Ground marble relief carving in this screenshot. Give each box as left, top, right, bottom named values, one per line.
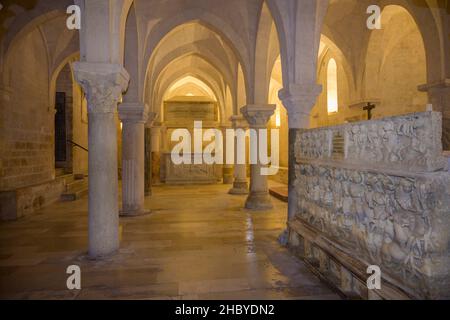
left=292, top=112, right=450, bottom=298
left=295, top=112, right=448, bottom=172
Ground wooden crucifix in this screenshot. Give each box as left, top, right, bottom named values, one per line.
left=363, top=102, right=376, bottom=120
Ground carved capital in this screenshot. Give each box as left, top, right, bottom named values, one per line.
left=118, top=103, right=153, bottom=124
left=73, top=62, right=130, bottom=114
left=229, top=115, right=248, bottom=130
left=279, top=83, right=322, bottom=128
left=240, top=104, right=276, bottom=128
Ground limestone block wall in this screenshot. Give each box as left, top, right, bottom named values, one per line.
left=289, top=112, right=450, bottom=299
left=0, top=29, right=54, bottom=191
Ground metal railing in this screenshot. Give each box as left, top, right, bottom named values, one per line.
left=67, top=140, right=88, bottom=152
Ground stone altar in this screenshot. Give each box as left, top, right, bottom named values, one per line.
left=289, top=112, right=450, bottom=299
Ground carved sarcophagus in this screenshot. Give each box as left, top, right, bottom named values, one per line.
left=162, top=153, right=221, bottom=184
left=289, top=112, right=450, bottom=299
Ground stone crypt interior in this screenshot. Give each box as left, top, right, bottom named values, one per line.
left=0, top=0, right=449, bottom=300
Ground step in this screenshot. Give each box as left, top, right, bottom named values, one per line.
left=65, top=178, right=87, bottom=192
left=55, top=168, right=66, bottom=177
left=57, top=173, right=76, bottom=185
left=269, top=186, right=288, bottom=203
left=60, top=184, right=88, bottom=201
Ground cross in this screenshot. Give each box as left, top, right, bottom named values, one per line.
left=363, top=102, right=376, bottom=120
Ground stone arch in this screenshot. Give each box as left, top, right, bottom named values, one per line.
left=150, top=55, right=228, bottom=123
left=123, top=1, right=140, bottom=103
left=264, top=0, right=290, bottom=88
left=376, top=0, right=444, bottom=83
left=364, top=4, right=428, bottom=117
left=254, top=1, right=282, bottom=105
left=149, top=44, right=234, bottom=98
left=1, top=10, right=66, bottom=85
left=142, top=11, right=251, bottom=101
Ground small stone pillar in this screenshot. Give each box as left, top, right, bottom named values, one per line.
left=73, top=62, right=129, bottom=258
left=118, top=104, right=155, bottom=216
left=220, top=125, right=234, bottom=184
left=151, top=125, right=162, bottom=185
left=240, top=104, right=276, bottom=210
left=144, top=127, right=152, bottom=196
left=228, top=115, right=249, bottom=195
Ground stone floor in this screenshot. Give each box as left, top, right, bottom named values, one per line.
left=0, top=184, right=340, bottom=300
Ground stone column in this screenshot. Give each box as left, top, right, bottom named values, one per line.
left=220, top=125, right=234, bottom=184
left=151, top=125, right=162, bottom=185
left=228, top=115, right=249, bottom=195
left=73, top=62, right=129, bottom=258
left=240, top=105, right=276, bottom=210
left=419, top=80, right=450, bottom=150
left=279, top=84, right=322, bottom=221
left=119, top=104, right=155, bottom=216
left=144, top=126, right=152, bottom=196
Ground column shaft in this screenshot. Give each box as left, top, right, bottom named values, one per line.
left=229, top=115, right=248, bottom=195
left=119, top=105, right=155, bottom=216
left=88, top=112, right=119, bottom=256
left=121, top=120, right=146, bottom=215
left=241, top=105, right=276, bottom=210
left=144, top=127, right=152, bottom=196
left=73, top=62, right=129, bottom=259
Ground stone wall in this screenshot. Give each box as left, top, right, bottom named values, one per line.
left=288, top=112, right=450, bottom=299
left=0, top=29, right=54, bottom=191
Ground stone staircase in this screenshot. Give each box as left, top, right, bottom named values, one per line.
left=56, top=169, right=88, bottom=201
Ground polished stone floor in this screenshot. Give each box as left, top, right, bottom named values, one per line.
left=0, top=184, right=340, bottom=300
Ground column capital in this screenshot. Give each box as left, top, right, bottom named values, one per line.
left=73, top=62, right=130, bottom=114
left=278, top=83, right=322, bottom=128
left=229, top=115, right=248, bottom=130
left=418, top=79, right=450, bottom=92
left=240, top=104, right=276, bottom=128
left=118, top=103, right=153, bottom=124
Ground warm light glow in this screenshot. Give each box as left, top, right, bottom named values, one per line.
left=186, top=93, right=195, bottom=96
left=275, top=107, right=281, bottom=128
left=120, top=122, right=123, bottom=130
left=167, top=76, right=216, bottom=100
left=327, top=58, right=338, bottom=114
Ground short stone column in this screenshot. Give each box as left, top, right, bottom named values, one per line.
left=241, top=104, right=276, bottom=210
left=228, top=115, right=249, bottom=195
left=279, top=84, right=322, bottom=222
left=119, top=104, right=155, bottom=216
left=220, top=125, right=234, bottom=184
left=151, top=125, right=162, bottom=185
left=144, top=126, right=152, bottom=196
left=73, top=62, right=129, bottom=258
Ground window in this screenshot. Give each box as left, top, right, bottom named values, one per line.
left=327, top=58, right=338, bottom=113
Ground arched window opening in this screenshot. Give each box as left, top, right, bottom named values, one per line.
left=327, top=58, right=338, bottom=114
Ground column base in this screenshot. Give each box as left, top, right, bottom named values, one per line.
left=245, top=192, right=273, bottom=210
left=223, top=175, right=234, bottom=184
left=228, top=181, right=248, bottom=195
left=119, top=209, right=151, bottom=217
